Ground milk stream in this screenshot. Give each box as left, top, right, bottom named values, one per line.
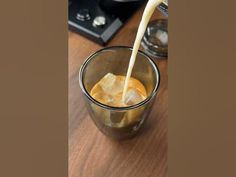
left=122, top=0, right=163, bottom=101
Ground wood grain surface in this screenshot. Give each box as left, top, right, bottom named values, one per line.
left=69, top=6, right=168, bottom=177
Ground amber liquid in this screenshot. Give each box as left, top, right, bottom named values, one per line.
left=90, top=73, right=147, bottom=107
left=89, top=73, right=147, bottom=132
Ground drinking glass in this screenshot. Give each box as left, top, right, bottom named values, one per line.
left=141, top=0, right=168, bottom=58
left=79, top=46, right=160, bottom=140
left=141, top=19, right=168, bottom=58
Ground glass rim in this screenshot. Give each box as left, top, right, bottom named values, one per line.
left=79, top=46, right=161, bottom=111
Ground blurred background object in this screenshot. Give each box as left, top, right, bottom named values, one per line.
left=68, top=0, right=146, bottom=45
left=157, top=0, right=168, bottom=17
left=68, top=0, right=168, bottom=46
left=141, top=19, right=168, bottom=58
left=141, top=0, right=168, bottom=58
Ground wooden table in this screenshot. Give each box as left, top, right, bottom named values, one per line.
left=69, top=7, right=168, bottom=177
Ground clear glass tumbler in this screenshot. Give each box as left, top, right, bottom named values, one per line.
left=79, top=46, right=160, bottom=140
left=141, top=19, right=168, bottom=58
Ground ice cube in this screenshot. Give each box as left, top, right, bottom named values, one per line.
left=91, top=103, right=111, bottom=126
left=110, top=112, right=125, bottom=123
left=98, top=73, right=124, bottom=95
left=124, top=89, right=145, bottom=105
left=125, top=107, right=145, bottom=124
left=156, top=30, right=168, bottom=46
left=92, top=91, right=113, bottom=105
